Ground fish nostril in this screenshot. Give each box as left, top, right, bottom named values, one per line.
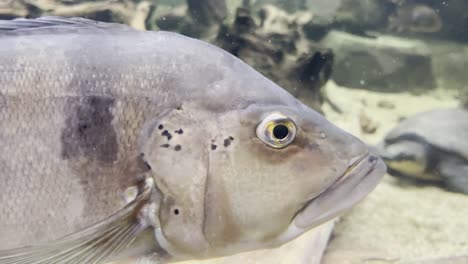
left=368, top=156, right=378, bottom=163
left=348, top=152, right=368, bottom=167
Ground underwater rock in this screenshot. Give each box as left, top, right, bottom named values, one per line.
left=332, top=0, right=392, bottom=35
left=302, top=0, right=392, bottom=38
left=359, top=111, right=378, bottom=134
left=321, top=30, right=435, bottom=92
left=216, top=5, right=333, bottom=112
left=461, top=91, right=468, bottom=110
left=302, top=16, right=333, bottom=41
left=377, top=100, right=396, bottom=109
left=430, top=42, right=468, bottom=91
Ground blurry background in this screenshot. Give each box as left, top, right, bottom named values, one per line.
left=2, top=0, right=468, bottom=263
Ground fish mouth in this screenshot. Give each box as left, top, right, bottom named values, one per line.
left=335, top=153, right=375, bottom=185
left=292, top=151, right=386, bottom=229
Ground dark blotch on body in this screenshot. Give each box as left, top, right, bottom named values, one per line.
left=175, top=129, right=183, bottom=134
left=158, top=124, right=164, bottom=130
left=61, top=96, right=117, bottom=163
left=0, top=95, right=6, bottom=111
left=160, top=144, right=170, bottom=148
left=174, top=145, right=182, bottom=151
left=211, top=144, right=217, bottom=150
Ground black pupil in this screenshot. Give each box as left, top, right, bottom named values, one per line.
left=273, top=124, right=289, bottom=140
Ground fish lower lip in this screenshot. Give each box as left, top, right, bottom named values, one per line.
left=299, top=153, right=374, bottom=209
left=338, top=153, right=375, bottom=183
left=292, top=153, right=385, bottom=229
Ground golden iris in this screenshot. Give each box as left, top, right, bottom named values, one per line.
left=256, top=112, right=297, bottom=149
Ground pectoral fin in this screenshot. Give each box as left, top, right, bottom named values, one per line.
left=0, top=179, right=153, bottom=264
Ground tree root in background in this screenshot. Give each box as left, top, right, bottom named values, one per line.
left=0, top=0, right=153, bottom=30
left=154, top=1, right=333, bottom=112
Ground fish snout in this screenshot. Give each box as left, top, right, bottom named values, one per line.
left=336, top=133, right=372, bottom=168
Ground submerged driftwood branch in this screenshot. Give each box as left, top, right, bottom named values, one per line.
left=0, top=0, right=153, bottom=30
left=216, top=5, right=333, bottom=112
left=154, top=0, right=226, bottom=39
left=187, top=0, right=226, bottom=25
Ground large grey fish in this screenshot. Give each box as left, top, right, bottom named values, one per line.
left=0, top=17, right=386, bottom=264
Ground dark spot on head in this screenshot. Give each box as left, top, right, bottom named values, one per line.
left=158, top=124, right=164, bottom=130
left=368, top=155, right=377, bottom=163
left=211, top=144, right=217, bottom=150
left=174, top=144, right=182, bottom=151
left=144, top=161, right=152, bottom=170
left=161, top=130, right=173, bottom=140
left=176, top=105, right=183, bottom=111
left=229, top=136, right=234, bottom=140
left=160, top=144, right=170, bottom=148
left=223, top=138, right=231, bottom=147
left=61, top=96, right=117, bottom=163
left=173, top=208, right=180, bottom=215
left=175, top=129, right=183, bottom=134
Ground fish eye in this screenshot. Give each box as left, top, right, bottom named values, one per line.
left=256, top=112, right=297, bottom=149
left=273, top=124, right=289, bottom=140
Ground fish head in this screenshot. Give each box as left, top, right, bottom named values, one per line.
left=379, top=139, right=428, bottom=174
left=390, top=4, right=442, bottom=33
left=378, top=138, right=442, bottom=181
left=409, top=5, right=442, bottom=32
left=141, top=100, right=386, bottom=260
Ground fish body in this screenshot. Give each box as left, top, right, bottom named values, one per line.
left=388, top=3, right=442, bottom=33
left=379, top=108, right=468, bottom=194
left=0, top=17, right=386, bottom=263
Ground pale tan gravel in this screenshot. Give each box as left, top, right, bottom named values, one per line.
left=322, top=82, right=468, bottom=263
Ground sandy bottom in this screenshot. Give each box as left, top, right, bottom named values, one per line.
left=128, top=82, right=468, bottom=264
left=322, top=82, right=468, bottom=263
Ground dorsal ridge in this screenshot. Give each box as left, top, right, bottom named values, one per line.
left=0, top=16, right=133, bottom=34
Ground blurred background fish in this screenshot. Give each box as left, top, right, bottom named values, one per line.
left=388, top=3, right=442, bottom=33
